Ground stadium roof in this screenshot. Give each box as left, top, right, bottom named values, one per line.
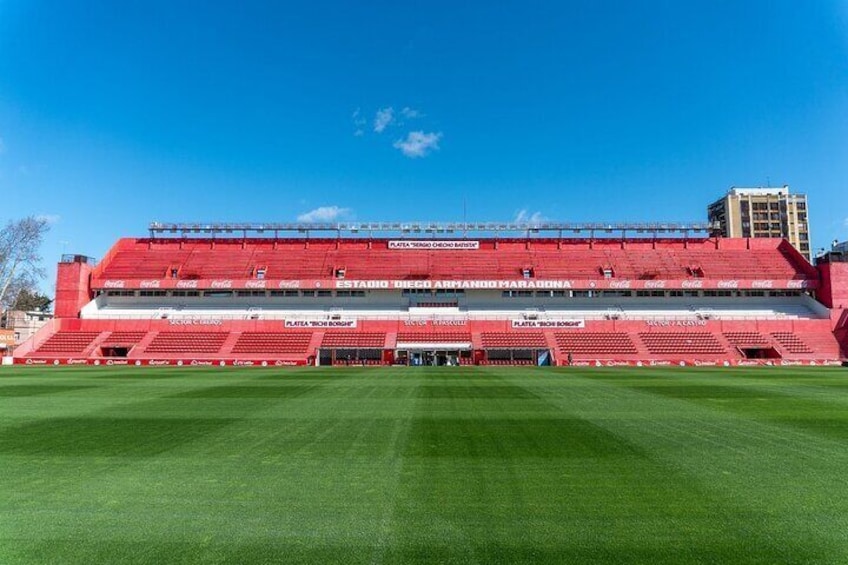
left=149, top=221, right=721, bottom=238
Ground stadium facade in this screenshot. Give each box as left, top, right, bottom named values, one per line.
left=14, top=221, right=848, bottom=367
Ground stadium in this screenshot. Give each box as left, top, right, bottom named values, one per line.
left=6, top=3, right=848, bottom=562
left=13, top=220, right=848, bottom=367
left=8, top=221, right=848, bottom=562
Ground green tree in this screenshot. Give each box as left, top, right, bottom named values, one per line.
left=11, top=288, right=52, bottom=312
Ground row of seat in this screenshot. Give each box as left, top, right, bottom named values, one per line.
left=723, top=331, right=770, bottom=345
left=639, top=332, right=726, bottom=354
left=98, top=240, right=811, bottom=281
left=232, top=332, right=313, bottom=354
left=31, top=328, right=826, bottom=358
left=481, top=332, right=548, bottom=348
left=144, top=332, right=229, bottom=353
left=554, top=332, right=639, bottom=354
left=34, top=332, right=102, bottom=353
left=100, top=331, right=148, bottom=346
left=321, top=332, right=386, bottom=348
left=771, top=332, right=814, bottom=353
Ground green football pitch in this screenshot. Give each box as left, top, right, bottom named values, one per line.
left=1, top=366, right=847, bottom=564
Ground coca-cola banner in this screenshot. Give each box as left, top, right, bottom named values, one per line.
left=93, top=277, right=817, bottom=291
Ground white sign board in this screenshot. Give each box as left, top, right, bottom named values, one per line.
left=388, top=240, right=480, bottom=250
left=284, top=319, right=357, bottom=329
left=511, top=319, right=585, bottom=329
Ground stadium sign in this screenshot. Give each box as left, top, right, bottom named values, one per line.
left=403, top=319, right=467, bottom=326
left=388, top=240, right=480, bottom=250
left=284, top=319, right=357, bottom=328
left=511, top=319, right=585, bottom=329
left=645, top=320, right=708, bottom=327
left=337, top=279, right=575, bottom=290
left=336, top=280, right=391, bottom=289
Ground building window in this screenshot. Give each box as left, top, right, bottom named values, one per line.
left=236, top=290, right=265, bottom=297
left=269, top=290, right=300, bottom=297
left=502, top=290, right=533, bottom=298
left=140, top=290, right=167, bottom=297
left=204, top=291, right=233, bottom=298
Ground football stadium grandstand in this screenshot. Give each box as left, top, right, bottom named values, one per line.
left=13, top=221, right=848, bottom=367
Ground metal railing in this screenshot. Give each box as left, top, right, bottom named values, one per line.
left=60, top=254, right=97, bottom=265
left=148, top=220, right=721, bottom=239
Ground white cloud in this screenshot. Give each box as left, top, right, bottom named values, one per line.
left=374, top=107, right=395, bottom=133
left=36, top=213, right=61, bottom=225
left=513, top=210, right=546, bottom=224
left=400, top=107, right=421, bottom=119
left=297, top=206, right=351, bottom=223
left=352, top=107, right=366, bottom=136
left=393, top=131, right=442, bottom=158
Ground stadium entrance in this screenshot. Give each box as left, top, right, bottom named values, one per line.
left=395, top=349, right=471, bottom=366
left=317, top=348, right=385, bottom=366
left=738, top=346, right=781, bottom=360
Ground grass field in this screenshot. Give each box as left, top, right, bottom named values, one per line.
left=1, top=365, right=847, bottom=564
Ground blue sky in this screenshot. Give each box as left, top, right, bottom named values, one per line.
left=1, top=1, right=847, bottom=294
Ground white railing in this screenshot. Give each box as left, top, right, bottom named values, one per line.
left=82, top=311, right=819, bottom=322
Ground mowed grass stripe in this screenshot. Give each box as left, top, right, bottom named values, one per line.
left=1, top=366, right=847, bottom=564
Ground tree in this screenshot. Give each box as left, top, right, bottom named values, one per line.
left=0, top=216, right=50, bottom=313
left=11, top=288, right=52, bottom=313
